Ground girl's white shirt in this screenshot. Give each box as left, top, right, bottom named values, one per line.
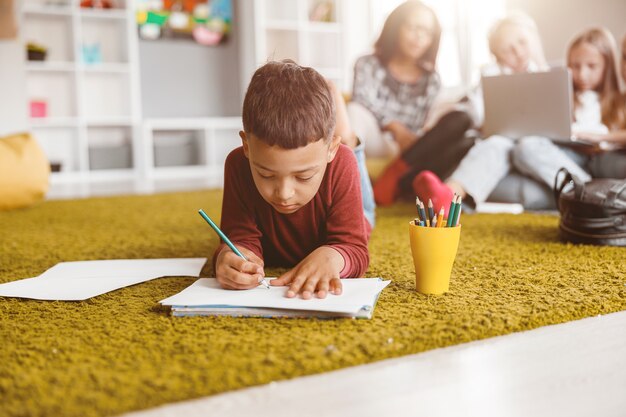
left=572, top=90, right=609, bottom=134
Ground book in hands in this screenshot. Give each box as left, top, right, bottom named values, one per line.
left=159, top=278, right=390, bottom=319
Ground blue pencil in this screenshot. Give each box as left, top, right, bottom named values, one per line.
left=198, top=209, right=269, bottom=289
left=418, top=201, right=428, bottom=227
left=427, top=199, right=435, bottom=227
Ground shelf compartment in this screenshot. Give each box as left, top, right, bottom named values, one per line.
left=81, top=72, right=131, bottom=120
left=87, top=126, right=133, bottom=170
left=80, top=62, right=129, bottom=73
left=79, top=16, right=129, bottom=64
left=33, top=127, right=80, bottom=173
left=264, top=29, right=299, bottom=62
left=263, top=0, right=300, bottom=22
left=23, top=14, right=74, bottom=62
left=153, top=130, right=206, bottom=168
left=22, top=3, right=73, bottom=17
left=307, top=0, right=337, bottom=23
left=26, top=72, right=77, bottom=119
left=79, top=8, right=127, bottom=20
left=25, top=61, right=75, bottom=72
left=30, top=117, right=79, bottom=128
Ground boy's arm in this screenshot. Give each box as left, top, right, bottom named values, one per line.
left=212, top=149, right=264, bottom=271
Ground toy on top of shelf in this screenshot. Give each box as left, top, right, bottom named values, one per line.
left=80, top=0, right=114, bottom=9
left=192, top=26, right=222, bottom=46
left=136, top=0, right=231, bottom=45
left=26, top=42, right=48, bottom=61
left=309, top=0, right=335, bottom=23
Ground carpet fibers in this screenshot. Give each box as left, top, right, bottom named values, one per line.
left=1, top=190, right=625, bottom=417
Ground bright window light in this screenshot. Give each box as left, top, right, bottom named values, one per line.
left=361, top=0, right=506, bottom=92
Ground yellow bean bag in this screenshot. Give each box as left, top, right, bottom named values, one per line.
left=0, top=132, right=50, bottom=210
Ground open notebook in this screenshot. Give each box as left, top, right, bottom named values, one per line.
left=160, top=278, right=390, bottom=319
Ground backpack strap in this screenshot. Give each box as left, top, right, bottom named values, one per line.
left=554, top=168, right=586, bottom=209
left=554, top=168, right=569, bottom=207
left=606, top=181, right=626, bottom=206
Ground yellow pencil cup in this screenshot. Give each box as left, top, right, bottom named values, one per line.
left=408, top=222, right=461, bottom=295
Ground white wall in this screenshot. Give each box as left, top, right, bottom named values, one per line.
left=138, top=0, right=243, bottom=118
left=0, top=22, right=27, bottom=136
left=506, top=0, right=626, bottom=67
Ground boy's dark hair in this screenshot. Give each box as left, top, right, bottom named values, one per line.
left=242, top=60, right=336, bottom=149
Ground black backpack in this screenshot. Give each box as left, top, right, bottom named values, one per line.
left=554, top=168, right=626, bottom=246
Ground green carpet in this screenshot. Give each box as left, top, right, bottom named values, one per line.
left=1, top=190, right=625, bottom=417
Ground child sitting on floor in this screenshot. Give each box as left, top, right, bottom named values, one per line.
left=372, top=11, right=547, bottom=207
left=413, top=27, right=625, bottom=211
left=214, top=60, right=372, bottom=300
left=583, top=31, right=626, bottom=179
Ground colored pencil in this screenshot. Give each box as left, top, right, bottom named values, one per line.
left=415, top=197, right=422, bottom=222
left=436, top=206, right=444, bottom=228
left=453, top=196, right=463, bottom=227
left=198, top=209, right=270, bottom=289
left=446, top=194, right=457, bottom=227
left=427, top=199, right=435, bottom=226
left=419, top=201, right=428, bottom=227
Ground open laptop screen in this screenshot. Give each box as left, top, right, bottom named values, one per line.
left=481, top=67, right=573, bottom=140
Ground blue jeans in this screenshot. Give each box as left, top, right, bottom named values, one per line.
left=354, top=142, right=376, bottom=227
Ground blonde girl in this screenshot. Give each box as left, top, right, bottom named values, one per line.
left=466, top=11, right=549, bottom=126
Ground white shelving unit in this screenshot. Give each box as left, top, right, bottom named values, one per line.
left=142, top=117, right=243, bottom=188
left=19, top=0, right=141, bottom=183
left=252, top=0, right=348, bottom=90
left=14, top=1, right=353, bottom=192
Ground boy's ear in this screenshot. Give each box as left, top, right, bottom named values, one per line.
left=240, top=131, right=249, bottom=158
left=327, top=135, right=342, bottom=162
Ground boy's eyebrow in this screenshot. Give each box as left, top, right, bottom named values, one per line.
left=253, top=162, right=319, bottom=174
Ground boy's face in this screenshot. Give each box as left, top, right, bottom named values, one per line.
left=240, top=132, right=341, bottom=214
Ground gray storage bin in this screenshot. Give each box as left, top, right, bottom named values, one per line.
left=153, top=131, right=200, bottom=167
left=89, top=143, right=132, bottom=170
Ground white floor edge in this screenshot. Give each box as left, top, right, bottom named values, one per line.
left=120, top=309, right=626, bottom=417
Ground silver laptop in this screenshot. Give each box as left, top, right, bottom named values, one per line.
left=481, top=67, right=573, bottom=140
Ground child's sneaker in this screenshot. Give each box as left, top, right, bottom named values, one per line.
left=412, top=171, right=454, bottom=216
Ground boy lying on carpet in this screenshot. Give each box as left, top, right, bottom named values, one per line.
left=213, top=60, right=373, bottom=300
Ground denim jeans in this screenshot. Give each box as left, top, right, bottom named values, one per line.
left=353, top=142, right=376, bottom=227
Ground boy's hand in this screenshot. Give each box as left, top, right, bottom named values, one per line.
left=215, top=245, right=265, bottom=290
left=271, top=247, right=344, bottom=299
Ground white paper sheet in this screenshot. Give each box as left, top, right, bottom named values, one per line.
left=0, top=258, right=207, bottom=301
left=159, top=278, right=391, bottom=314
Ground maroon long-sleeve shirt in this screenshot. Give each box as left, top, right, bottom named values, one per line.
left=216, top=144, right=371, bottom=277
